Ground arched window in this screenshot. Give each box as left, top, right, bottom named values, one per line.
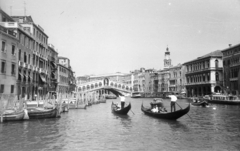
left=215, top=59, right=219, bottom=68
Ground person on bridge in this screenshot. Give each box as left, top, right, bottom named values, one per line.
left=168, top=95, right=177, bottom=112
left=119, top=95, right=126, bottom=109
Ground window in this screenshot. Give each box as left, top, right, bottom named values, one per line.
left=215, top=59, right=219, bottom=68
left=28, top=54, right=31, bottom=64
left=1, top=41, right=6, bottom=52
left=11, top=85, right=14, bottom=93
left=11, top=63, right=16, bottom=75
left=24, top=52, right=27, bottom=63
left=12, top=45, right=15, bottom=55
left=19, top=49, right=21, bottom=61
left=1, top=61, right=6, bottom=73
left=216, top=72, right=219, bottom=81
left=0, top=85, right=4, bottom=93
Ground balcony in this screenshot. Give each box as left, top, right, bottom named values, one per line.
left=230, top=78, right=238, bottom=81
left=186, top=67, right=223, bottom=74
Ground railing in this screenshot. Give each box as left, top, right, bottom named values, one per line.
left=186, top=67, right=223, bottom=74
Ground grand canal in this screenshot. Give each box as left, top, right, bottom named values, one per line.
left=0, top=98, right=240, bottom=151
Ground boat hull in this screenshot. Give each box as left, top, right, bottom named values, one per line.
left=191, top=101, right=209, bottom=107
left=27, top=107, right=58, bottom=119
left=3, top=110, right=25, bottom=121
left=141, top=103, right=190, bottom=120
left=111, top=102, right=131, bottom=115
left=207, top=100, right=240, bottom=105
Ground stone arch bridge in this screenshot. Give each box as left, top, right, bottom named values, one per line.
left=76, top=79, right=133, bottom=101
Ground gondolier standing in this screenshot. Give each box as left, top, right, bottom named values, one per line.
left=119, top=95, right=125, bottom=109
left=169, top=95, right=177, bottom=112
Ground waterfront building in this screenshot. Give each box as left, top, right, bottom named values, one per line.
left=11, top=15, right=49, bottom=99
left=222, top=43, right=240, bottom=95
left=48, top=44, right=58, bottom=94
left=0, top=21, right=18, bottom=95
left=58, top=56, right=76, bottom=94
left=168, top=64, right=186, bottom=94
left=183, top=50, right=223, bottom=97
left=157, top=69, right=170, bottom=96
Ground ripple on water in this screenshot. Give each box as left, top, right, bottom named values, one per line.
left=0, top=98, right=240, bottom=151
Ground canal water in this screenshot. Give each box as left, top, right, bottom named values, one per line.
left=1, top=98, right=240, bottom=151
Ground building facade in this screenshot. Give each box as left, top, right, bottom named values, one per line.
left=183, top=50, right=223, bottom=97
left=48, top=44, right=58, bottom=94
left=0, top=23, right=18, bottom=95
left=222, top=43, right=240, bottom=95
left=58, top=57, right=76, bottom=94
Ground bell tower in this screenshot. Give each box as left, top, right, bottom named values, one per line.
left=164, top=47, right=171, bottom=69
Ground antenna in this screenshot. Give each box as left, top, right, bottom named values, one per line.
left=24, top=1, right=26, bottom=16
left=10, top=6, right=12, bottom=15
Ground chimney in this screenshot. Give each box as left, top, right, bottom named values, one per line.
left=229, top=44, right=232, bottom=47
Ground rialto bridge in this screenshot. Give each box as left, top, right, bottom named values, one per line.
left=75, top=78, right=133, bottom=102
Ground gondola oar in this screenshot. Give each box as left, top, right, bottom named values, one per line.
left=176, top=102, right=192, bottom=121
left=130, top=109, right=135, bottom=115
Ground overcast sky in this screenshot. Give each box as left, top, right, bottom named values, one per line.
left=1, top=0, right=240, bottom=76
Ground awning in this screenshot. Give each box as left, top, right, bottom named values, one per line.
left=51, top=61, right=57, bottom=69
left=23, top=73, right=28, bottom=79
left=39, top=74, right=46, bottom=83
left=51, top=72, right=56, bottom=78
left=18, top=72, right=23, bottom=78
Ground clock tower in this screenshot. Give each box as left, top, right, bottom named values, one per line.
left=164, top=47, right=171, bottom=69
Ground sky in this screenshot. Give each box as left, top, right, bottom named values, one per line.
left=1, top=0, right=240, bottom=76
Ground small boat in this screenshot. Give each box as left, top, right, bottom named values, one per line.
left=204, top=94, right=240, bottom=105
left=99, top=98, right=106, bottom=103
left=111, top=102, right=131, bottom=115
left=2, top=109, right=25, bottom=121
left=27, top=107, right=59, bottom=119
left=106, top=95, right=117, bottom=99
left=76, top=104, right=87, bottom=109
left=68, top=99, right=87, bottom=109
left=141, top=103, right=190, bottom=120
left=191, top=101, right=209, bottom=107
left=131, top=92, right=142, bottom=98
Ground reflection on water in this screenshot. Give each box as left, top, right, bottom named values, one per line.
left=0, top=98, right=240, bottom=151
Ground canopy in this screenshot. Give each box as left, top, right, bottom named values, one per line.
left=39, top=74, right=46, bottom=83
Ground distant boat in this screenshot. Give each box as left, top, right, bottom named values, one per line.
left=105, top=95, right=117, bottom=99
left=204, top=94, right=240, bottom=105
left=2, top=109, right=25, bottom=121
left=131, top=92, right=142, bottom=98
left=69, top=98, right=87, bottom=109
left=99, top=98, right=107, bottom=103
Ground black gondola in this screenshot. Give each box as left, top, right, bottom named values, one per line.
left=111, top=102, right=131, bottom=115
left=141, top=103, right=190, bottom=120
left=191, top=101, right=209, bottom=107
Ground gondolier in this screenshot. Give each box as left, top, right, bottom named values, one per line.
left=169, top=95, right=177, bottom=112
left=119, top=95, right=125, bottom=109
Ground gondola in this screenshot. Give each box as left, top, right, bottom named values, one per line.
left=141, top=103, right=190, bottom=120
left=111, top=102, right=131, bottom=115
left=191, top=101, right=209, bottom=107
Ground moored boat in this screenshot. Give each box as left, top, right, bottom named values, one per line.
left=99, top=98, right=106, bottom=103
left=204, top=94, right=240, bottom=105
left=106, top=95, right=117, bottom=99
left=27, top=107, right=59, bottom=119
left=2, top=109, right=25, bottom=121
left=111, top=102, right=131, bottom=115
left=141, top=103, right=190, bottom=120
left=131, top=92, right=142, bottom=98
left=68, top=99, right=87, bottom=109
